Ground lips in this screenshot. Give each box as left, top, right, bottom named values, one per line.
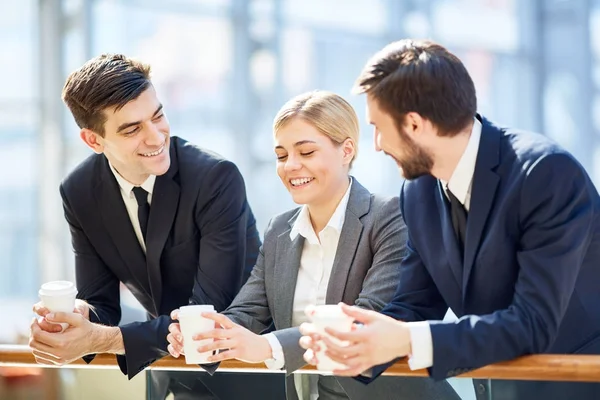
left=140, top=145, right=164, bottom=157
left=290, top=177, right=314, bottom=187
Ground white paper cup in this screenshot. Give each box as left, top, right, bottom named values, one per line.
left=178, top=305, right=216, bottom=364
left=308, top=304, right=355, bottom=372
left=38, top=281, right=78, bottom=331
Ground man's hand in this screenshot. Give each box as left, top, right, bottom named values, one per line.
left=299, top=303, right=411, bottom=376
left=32, top=300, right=91, bottom=333
left=167, top=309, right=184, bottom=358
left=29, top=312, right=122, bottom=365
left=192, top=313, right=272, bottom=364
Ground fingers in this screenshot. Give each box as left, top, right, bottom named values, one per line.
left=197, top=339, right=234, bottom=354
left=46, top=312, right=83, bottom=327
left=207, top=349, right=236, bottom=363
left=74, top=300, right=90, bottom=319
left=170, top=309, right=180, bottom=320
left=299, top=335, right=320, bottom=352
left=303, top=348, right=318, bottom=366
left=304, top=304, right=317, bottom=318
left=322, top=335, right=361, bottom=356
left=33, top=303, right=49, bottom=317
left=299, top=322, right=318, bottom=337
left=166, top=332, right=184, bottom=356
left=323, top=326, right=363, bottom=342
left=167, top=343, right=181, bottom=358
left=168, top=323, right=182, bottom=337
left=35, top=317, right=64, bottom=333
left=193, top=328, right=232, bottom=341
left=339, top=303, right=377, bottom=324
left=201, top=313, right=236, bottom=329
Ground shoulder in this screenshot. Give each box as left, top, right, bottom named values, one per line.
left=172, top=136, right=240, bottom=175
left=171, top=137, right=246, bottom=197
left=263, top=207, right=301, bottom=238
left=500, top=128, right=573, bottom=171
left=61, top=152, right=104, bottom=197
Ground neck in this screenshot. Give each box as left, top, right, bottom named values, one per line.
left=113, top=164, right=149, bottom=186
left=307, top=177, right=350, bottom=234
left=429, top=120, right=474, bottom=182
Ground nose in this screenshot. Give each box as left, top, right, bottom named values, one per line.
left=144, top=122, right=164, bottom=146
left=284, top=154, right=302, bottom=172
left=373, top=128, right=382, bottom=152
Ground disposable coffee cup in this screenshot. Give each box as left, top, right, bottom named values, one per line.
left=38, top=281, right=78, bottom=331
left=308, top=304, right=355, bottom=372
left=178, top=305, right=216, bottom=364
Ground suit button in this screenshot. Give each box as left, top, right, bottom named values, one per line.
left=477, top=383, right=486, bottom=395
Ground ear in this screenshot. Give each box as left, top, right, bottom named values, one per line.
left=341, top=138, right=356, bottom=166
left=80, top=129, right=104, bottom=154
left=404, top=112, right=425, bottom=139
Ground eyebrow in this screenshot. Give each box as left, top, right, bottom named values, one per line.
left=116, top=104, right=164, bottom=133
left=274, top=140, right=317, bottom=150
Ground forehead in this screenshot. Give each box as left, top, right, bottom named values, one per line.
left=104, top=86, right=160, bottom=124
left=365, top=94, right=383, bottom=122
left=274, top=118, right=327, bottom=145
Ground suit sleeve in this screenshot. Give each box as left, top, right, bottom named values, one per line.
left=428, top=153, right=596, bottom=380
left=60, top=184, right=122, bottom=364
left=222, top=219, right=274, bottom=333
left=188, top=160, right=252, bottom=312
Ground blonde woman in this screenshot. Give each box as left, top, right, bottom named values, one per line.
left=166, top=91, right=459, bottom=400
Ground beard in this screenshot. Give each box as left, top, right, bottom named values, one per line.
left=393, top=130, right=434, bottom=180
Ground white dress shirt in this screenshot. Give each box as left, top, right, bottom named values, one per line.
left=263, top=179, right=353, bottom=371
left=406, top=118, right=482, bottom=370
left=109, top=163, right=156, bottom=253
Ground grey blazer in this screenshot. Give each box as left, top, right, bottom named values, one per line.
left=223, top=179, right=459, bottom=400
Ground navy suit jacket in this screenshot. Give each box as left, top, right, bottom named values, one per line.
left=60, top=136, right=260, bottom=379
left=372, top=116, right=600, bottom=381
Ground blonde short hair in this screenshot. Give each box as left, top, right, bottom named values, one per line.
left=273, top=91, right=360, bottom=167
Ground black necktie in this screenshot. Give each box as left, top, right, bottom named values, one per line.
left=447, top=188, right=468, bottom=255
left=132, top=187, right=150, bottom=241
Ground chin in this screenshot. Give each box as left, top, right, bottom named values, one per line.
left=289, top=192, right=312, bottom=206
left=151, top=158, right=171, bottom=176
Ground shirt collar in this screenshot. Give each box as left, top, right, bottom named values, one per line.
left=440, top=118, right=481, bottom=205
left=290, top=178, right=353, bottom=243
left=109, top=162, right=156, bottom=197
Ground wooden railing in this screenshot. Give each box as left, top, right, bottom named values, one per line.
left=2, top=345, right=600, bottom=382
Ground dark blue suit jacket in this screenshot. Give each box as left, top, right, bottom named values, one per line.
left=373, top=116, right=600, bottom=381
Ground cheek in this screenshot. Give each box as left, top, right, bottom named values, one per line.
left=276, top=163, right=285, bottom=181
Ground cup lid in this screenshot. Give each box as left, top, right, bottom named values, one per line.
left=39, top=281, right=78, bottom=297
left=179, top=304, right=215, bottom=315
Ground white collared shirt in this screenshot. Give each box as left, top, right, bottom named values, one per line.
left=263, top=179, right=353, bottom=370
left=109, top=163, right=156, bottom=253
left=406, top=118, right=482, bottom=370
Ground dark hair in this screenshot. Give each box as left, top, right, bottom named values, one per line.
left=353, top=39, right=476, bottom=136
left=62, top=53, right=152, bottom=136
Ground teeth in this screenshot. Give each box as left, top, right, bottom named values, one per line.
left=290, top=178, right=313, bottom=186
left=141, top=146, right=164, bottom=157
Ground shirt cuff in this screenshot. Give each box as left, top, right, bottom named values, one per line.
left=263, top=333, right=285, bottom=370
left=406, top=321, right=433, bottom=370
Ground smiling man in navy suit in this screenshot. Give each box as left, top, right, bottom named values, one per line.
left=299, top=39, right=600, bottom=399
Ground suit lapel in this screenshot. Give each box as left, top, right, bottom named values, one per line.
left=96, top=158, right=151, bottom=297
left=273, top=212, right=304, bottom=329
left=435, top=182, right=464, bottom=289
left=326, top=180, right=369, bottom=304
left=462, top=118, right=501, bottom=297
left=145, top=145, right=180, bottom=316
